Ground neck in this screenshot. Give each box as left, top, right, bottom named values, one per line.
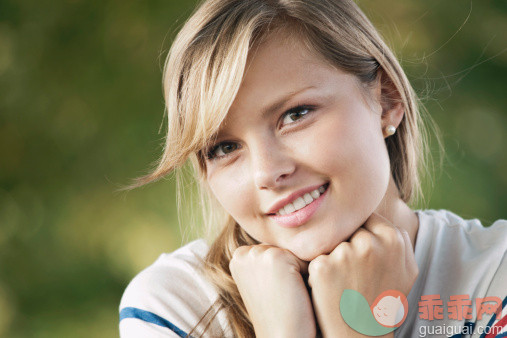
left=374, top=176, right=420, bottom=252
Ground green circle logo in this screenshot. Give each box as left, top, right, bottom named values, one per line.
left=340, top=289, right=409, bottom=336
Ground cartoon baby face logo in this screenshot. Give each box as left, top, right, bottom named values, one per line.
left=340, top=289, right=409, bottom=336
left=371, top=290, right=409, bottom=328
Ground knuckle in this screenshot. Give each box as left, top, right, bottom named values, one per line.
left=334, top=243, right=351, bottom=260
left=230, top=246, right=250, bottom=270
left=308, top=256, right=330, bottom=275
left=263, top=247, right=284, bottom=261
left=384, top=226, right=399, bottom=238
left=232, top=245, right=250, bottom=259
left=355, top=232, right=373, bottom=247
left=384, top=227, right=404, bottom=246
left=353, top=235, right=374, bottom=257
left=247, top=244, right=265, bottom=257
left=364, top=213, right=384, bottom=228
left=356, top=243, right=373, bottom=259
left=263, top=246, right=281, bottom=255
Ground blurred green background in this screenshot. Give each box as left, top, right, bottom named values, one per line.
left=0, top=0, right=505, bottom=336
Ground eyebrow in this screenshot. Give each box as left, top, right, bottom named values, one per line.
left=260, top=85, right=316, bottom=118
left=208, top=85, right=318, bottom=146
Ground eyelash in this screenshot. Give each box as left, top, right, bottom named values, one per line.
left=206, top=104, right=315, bottom=161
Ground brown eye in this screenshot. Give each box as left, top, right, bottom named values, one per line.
left=207, top=142, right=239, bottom=160
left=281, top=106, right=313, bottom=126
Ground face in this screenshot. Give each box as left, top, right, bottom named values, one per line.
left=373, top=296, right=404, bottom=327
left=204, top=32, right=394, bottom=261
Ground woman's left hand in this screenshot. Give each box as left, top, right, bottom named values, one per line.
left=308, top=212, right=419, bottom=337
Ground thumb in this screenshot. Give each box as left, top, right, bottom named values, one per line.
left=290, top=252, right=309, bottom=275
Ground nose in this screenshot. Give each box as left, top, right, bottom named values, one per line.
left=250, top=138, right=296, bottom=190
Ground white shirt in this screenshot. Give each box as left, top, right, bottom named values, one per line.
left=119, top=209, right=507, bottom=337
left=395, top=210, right=506, bottom=338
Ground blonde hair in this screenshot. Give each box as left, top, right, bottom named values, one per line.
left=127, top=0, right=440, bottom=336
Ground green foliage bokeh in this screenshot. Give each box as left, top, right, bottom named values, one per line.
left=0, top=0, right=505, bottom=336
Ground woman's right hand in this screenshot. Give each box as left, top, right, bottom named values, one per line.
left=229, top=244, right=316, bottom=338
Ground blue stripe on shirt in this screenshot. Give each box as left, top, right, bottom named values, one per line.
left=445, top=295, right=507, bottom=338
left=119, top=307, right=190, bottom=337
left=479, top=295, right=507, bottom=338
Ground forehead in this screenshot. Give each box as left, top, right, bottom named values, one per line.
left=225, top=31, right=341, bottom=125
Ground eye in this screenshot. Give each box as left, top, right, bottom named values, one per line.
left=280, top=105, right=313, bottom=127
left=206, top=141, right=239, bottom=160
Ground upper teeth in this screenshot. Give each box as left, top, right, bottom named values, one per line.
left=276, top=185, right=326, bottom=216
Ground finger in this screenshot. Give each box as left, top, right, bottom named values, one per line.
left=400, top=228, right=417, bottom=266
left=347, top=226, right=374, bottom=251
left=248, top=243, right=277, bottom=255
left=294, top=255, right=310, bottom=275
left=256, top=245, right=309, bottom=275
left=398, top=228, right=419, bottom=291
left=363, top=213, right=410, bottom=257
left=232, top=245, right=251, bottom=259
left=363, top=212, right=406, bottom=242
left=283, top=248, right=309, bottom=274
left=362, top=212, right=396, bottom=236
left=347, top=226, right=370, bottom=242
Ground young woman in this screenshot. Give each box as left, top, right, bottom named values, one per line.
left=119, top=0, right=507, bottom=337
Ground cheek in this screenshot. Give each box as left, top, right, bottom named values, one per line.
left=332, top=132, right=389, bottom=208
left=207, top=166, right=255, bottom=223
left=307, top=112, right=390, bottom=182
left=305, top=110, right=390, bottom=228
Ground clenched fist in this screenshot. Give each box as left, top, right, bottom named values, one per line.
left=308, top=213, right=419, bottom=337
left=229, top=245, right=316, bottom=338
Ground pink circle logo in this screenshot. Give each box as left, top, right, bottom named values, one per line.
left=370, top=290, right=409, bottom=328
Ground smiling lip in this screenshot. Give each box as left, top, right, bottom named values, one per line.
left=267, top=184, right=328, bottom=228
left=265, top=183, right=328, bottom=215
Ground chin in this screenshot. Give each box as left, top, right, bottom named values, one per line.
left=297, top=252, right=321, bottom=262
left=286, top=228, right=347, bottom=261
left=290, top=241, right=337, bottom=262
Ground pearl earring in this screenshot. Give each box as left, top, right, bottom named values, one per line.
left=385, top=125, right=396, bottom=136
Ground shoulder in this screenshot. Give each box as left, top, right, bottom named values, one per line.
left=414, top=208, right=506, bottom=294
left=119, top=239, right=226, bottom=337
left=399, top=210, right=507, bottom=336
left=120, top=239, right=213, bottom=309
left=417, top=208, right=507, bottom=230
left=413, top=209, right=506, bottom=292
left=415, top=209, right=507, bottom=253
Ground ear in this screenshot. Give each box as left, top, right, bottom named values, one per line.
left=376, top=70, right=404, bottom=138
